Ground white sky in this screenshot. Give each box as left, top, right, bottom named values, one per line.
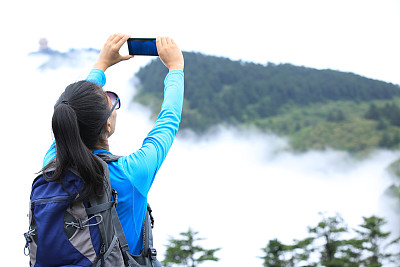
left=2, top=0, right=400, bottom=85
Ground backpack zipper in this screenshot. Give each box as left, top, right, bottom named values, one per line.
left=32, top=195, right=72, bottom=205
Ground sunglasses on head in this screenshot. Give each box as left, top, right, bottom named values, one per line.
left=97, top=91, right=121, bottom=135
left=106, top=91, right=121, bottom=111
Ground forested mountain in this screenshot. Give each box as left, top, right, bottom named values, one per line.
left=133, top=52, right=400, bottom=153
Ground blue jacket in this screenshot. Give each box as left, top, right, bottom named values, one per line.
left=43, top=68, right=184, bottom=254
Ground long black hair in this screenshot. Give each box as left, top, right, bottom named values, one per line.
left=43, top=80, right=111, bottom=200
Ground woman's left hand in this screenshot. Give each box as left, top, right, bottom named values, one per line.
left=94, top=33, right=134, bottom=71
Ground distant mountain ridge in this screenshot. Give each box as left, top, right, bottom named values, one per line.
left=134, top=52, right=400, bottom=153
left=29, top=47, right=100, bottom=70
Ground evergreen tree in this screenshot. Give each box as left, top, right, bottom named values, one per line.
left=378, top=133, right=392, bottom=148
left=365, top=104, right=380, bottom=120
left=336, top=110, right=345, bottom=122
left=354, top=216, right=400, bottom=266
left=260, top=214, right=400, bottom=266
left=339, top=237, right=364, bottom=267
left=307, top=214, right=353, bottom=266
left=392, top=132, right=400, bottom=147
left=375, top=119, right=387, bottom=130
left=327, top=110, right=346, bottom=122
left=327, top=111, right=336, bottom=122
left=260, top=238, right=291, bottom=267
left=163, top=228, right=220, bottom=267
left=389, top=104, right=400, bottom=127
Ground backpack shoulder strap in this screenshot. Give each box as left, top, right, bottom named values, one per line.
left=92, top=154, right=130, bottom=253
left=143, top=204, right=157, bottom=259
left=97, top=152, right=160, bottom=265
left=96, top=153, right=122, bottom=163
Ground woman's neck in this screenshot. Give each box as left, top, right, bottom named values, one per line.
left=94, top=138, right=109, bottom=151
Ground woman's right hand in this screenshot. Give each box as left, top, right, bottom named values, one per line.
left=94, top=34, right=134, bottom=72
left=157, top=37, right=184, bottom=71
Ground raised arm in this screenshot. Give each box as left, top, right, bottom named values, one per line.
left=120, top=37, right=185, bottom=195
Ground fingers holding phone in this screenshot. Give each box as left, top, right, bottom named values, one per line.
left=157, top=37, right=184, bottom=71
left=94, top=34, right=134, bottom=71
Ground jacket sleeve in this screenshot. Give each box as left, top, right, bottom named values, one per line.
left=86, top=68, right=106, bottom=87
left=120, top=70, right=185, bottom=196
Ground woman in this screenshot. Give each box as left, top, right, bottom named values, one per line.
left=42, top=34, right=184, bottom=257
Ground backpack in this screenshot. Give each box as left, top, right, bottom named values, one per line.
left=24, top=154, right=161, bottom=267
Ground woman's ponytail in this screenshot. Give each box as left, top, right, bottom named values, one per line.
left=44, top=81, right=110, bottom=200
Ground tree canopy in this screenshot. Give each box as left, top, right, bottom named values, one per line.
left=134, top=52, right=400, bottom=134
left=260, top=214, right=400, bottom=266
left=163, top=228, right=220, bottom=267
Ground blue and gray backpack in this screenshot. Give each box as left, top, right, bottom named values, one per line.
left=24, top=154, right=161, bottom=267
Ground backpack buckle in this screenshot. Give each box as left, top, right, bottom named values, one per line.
left=112, top=189, right=118, bottom=207
left=24, top=232, right=33, bottom=243
left=148, top=248, right=157, bottom=259
left=77, top=218, right=84, bottom=230
left=23, top=229, right=35, bottom=256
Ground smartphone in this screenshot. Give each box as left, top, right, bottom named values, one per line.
left=127, top=38, right=158, bottom=56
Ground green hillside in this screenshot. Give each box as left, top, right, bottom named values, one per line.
left=133, top=52, right=400, bottom=153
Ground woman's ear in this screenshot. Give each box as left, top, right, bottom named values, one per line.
left=106, top=118, right=111, bottom=133
left=101, top=119, right=112, bottom=135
